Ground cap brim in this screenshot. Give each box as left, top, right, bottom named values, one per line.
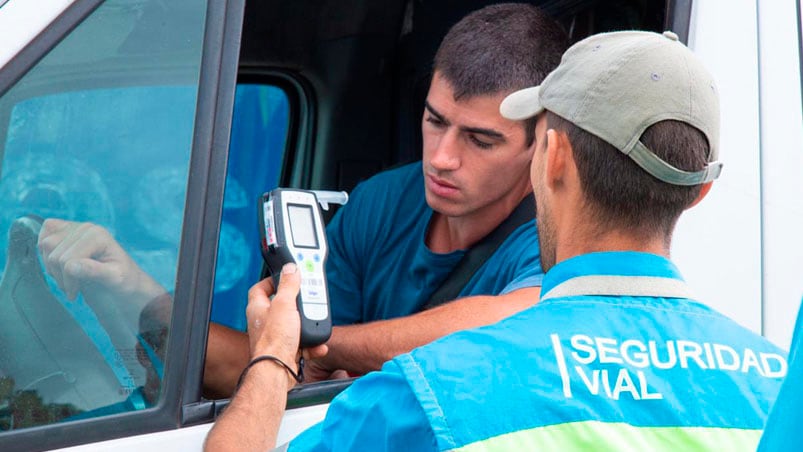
left=500, top=86, right=543, bottom=120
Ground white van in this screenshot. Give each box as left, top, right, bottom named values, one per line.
left=0, top=0, right=800, bottom=450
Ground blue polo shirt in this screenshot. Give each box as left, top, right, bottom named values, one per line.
left=325, top=162, right=543, bottom=325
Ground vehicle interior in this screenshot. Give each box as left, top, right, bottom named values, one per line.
left=0, top=0, right=685, bottom=449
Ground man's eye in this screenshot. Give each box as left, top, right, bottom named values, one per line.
left=425, top=116, right=445, bottom=128
left=469, top=135, right=493, bottom=149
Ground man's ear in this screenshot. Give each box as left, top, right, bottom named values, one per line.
left=544, top=128, right=571, bottom=189
left=687, top=181, right=713, bottom=209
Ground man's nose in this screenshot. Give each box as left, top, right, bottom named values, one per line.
left=429, top=131, right=461, bottom=171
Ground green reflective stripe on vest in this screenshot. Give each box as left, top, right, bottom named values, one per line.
left=452, top=421, right=762, bottom=452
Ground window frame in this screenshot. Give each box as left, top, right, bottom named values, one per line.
left=0, top=0, right=245, bottom=449
left=0, top=0, right=99, bottom=98
left=665, top=0, right=693, bottom=43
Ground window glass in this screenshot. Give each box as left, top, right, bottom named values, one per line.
left=211, top=84, right=289, bottom=331
left=0, top=0, right=206, bottom=430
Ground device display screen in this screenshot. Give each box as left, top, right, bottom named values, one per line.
left=288, top=204, right=319, bottom=248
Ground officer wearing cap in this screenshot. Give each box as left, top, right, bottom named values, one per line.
left=206, top=31, right=786, bottom=452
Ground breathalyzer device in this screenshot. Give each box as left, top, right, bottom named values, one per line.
left=259, top=189, right=333, bottom=347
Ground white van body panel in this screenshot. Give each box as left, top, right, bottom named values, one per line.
left=0, top=0, right=76, bottom=67
left=53, top=404, right=329, bottom=451
left=674, top=0, right=803, bottom=349
left=755, top=0, right=803, bottom=348
left=675, top=0, right=763, bottom=337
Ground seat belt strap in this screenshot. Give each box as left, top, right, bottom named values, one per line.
left=423, top=193, right=535, bottom=310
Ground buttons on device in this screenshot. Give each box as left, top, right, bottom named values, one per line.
left=303, top=303, right=328, bottom=321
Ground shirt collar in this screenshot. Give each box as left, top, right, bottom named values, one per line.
left=540, top=251, right=689, bottom=301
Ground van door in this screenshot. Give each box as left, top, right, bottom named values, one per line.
left=0, top=0, right=243, bottom=449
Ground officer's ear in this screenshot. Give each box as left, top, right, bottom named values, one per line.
left=687, top=181, right=713, bottom=209
left=544, top=128, right=573, bottom=189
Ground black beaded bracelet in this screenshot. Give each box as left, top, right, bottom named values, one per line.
left=236, top=355, right=304, bottom=391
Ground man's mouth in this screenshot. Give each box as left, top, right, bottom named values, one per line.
left=426, top=174, right=459, bottom=197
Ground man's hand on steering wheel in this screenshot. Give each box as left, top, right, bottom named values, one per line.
left=38, top=219, right=164, bottom=303
left=37, top=218, right=168, bottom=342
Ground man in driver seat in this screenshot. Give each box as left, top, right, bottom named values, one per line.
left=202, top=2, right=568, bottom=392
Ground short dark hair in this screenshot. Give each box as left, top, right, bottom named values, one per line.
left=546, top=112, right=710, bottom=244
left=434, top=3, right=568, bottom=146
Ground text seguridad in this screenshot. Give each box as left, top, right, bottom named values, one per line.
left=550, top=334, right=788, bottom=400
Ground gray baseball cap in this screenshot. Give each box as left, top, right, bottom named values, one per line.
left=500, top=30, right=722, bottom=186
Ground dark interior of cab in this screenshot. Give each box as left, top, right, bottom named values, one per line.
left=238, top=0, right=677, bottom=194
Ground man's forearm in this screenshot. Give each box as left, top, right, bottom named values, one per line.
left=204, top=323, right=251, bottom=398
left=204, top=362, right=291, bottom=452
left=206, top=264, right=316, bottom=451
left=323, top=286, right=541, bottom=375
